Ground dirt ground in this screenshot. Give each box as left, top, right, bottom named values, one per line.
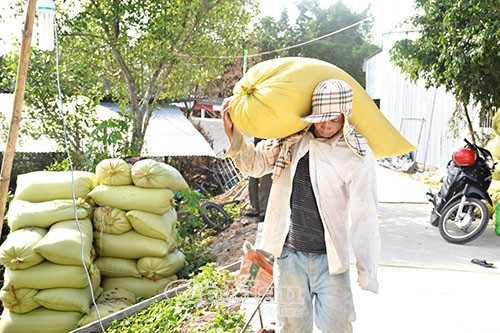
left=207, top=180, right=261, bottom=268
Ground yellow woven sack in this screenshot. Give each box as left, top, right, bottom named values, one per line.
left=229, top=57, right=415, bottom=158
left=89, top=185, right=174, bottom=215
left=95, top=257, right=141, bottom=278
left=96, top=287, right=136, bottom=305
left=131, top=159, right=189, bottom=191
left=0, top=287, right=40, bottom=314
left=126, top=208, right=176, bottom=241
left=93, top=206, right=132, bottom=235
left=0, top=308, right=82, bottom=333
left=33, top=219, right=93, bottom=267
left=34, top=286, right=93, bottom=314
left=96, top=158, right=133, bottom=186
left=14, top=171, right=97, bottom=202
left=3, top=262, right=90, bottom=289
left=0, top=227, right=47, bottom=270
left=136, top=250, right=185, bottom=280
left=93, top=230, right=170, bottom=259
left=101, top=275, right=177, bottom=299
left=7, top=199, right=93, bottom=232
left=77, top=301, right=129, bottom=327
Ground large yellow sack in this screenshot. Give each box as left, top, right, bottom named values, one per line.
left=131, top=159, right=189, bottom=191
left=7, top=199, right=93, bottom=231
left=94, top=230, right=170, bottom=259
left=137, top=250, right=185, bottom=280
left=101, top=275, right=177, bottom=299
left=0, top=287, right=40, bottom=314
left=0, top=308, right=82, bottom=333
left=14, top=171, right=97, bottom=202
left=126, top=208, right=176, bottom=241
left=229, top=57, right=415, bottom=158
left=3, top=262, right=90, bottom=290
left=95, top=158, right=133, bottom=186
left=77, top=288, right=136, bottom=327
left=0, top=227, right=47, bottom=270
left=34, top=286, right=93, bottom=313
left=33, top=219, right=93, bottom=267
left=93, top=206, right=132, bottom=235
left=89, top=185, right=174, bottom=215
left=95, top=257, right=141, bottom=278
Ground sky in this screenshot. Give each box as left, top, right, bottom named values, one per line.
left=258, top=0, right=416, bottom=45
left=0, top=0, right=415, bottom=55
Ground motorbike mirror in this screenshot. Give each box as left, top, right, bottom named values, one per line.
left=453, top=147, right=476, bottom=166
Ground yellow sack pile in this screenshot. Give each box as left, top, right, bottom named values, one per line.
left=0, top=170, right=100, bottom=332
left=89, top=158, right=185, bottom=303
left=77, top=288, right=136, bottom=327
left=95, top=158, right=133, bottom=186
left=131, top=159, right=189, bottom=191
left=229, top=57, right=415, bottom=158
left=14, top=171, right=97, bottom=202
left=0, top=308, right=83, bottom=333
left=0, top=227, right=46, bottom=270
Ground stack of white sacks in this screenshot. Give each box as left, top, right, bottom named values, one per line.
left=0, top=171, right=100, bottom=332
left=0, top=159, right=188, bottom=331
left=84, top=158, right=186, bottom=324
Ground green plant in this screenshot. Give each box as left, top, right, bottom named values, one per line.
left=174, top=189, right=217, bottom=279
left=105, top=264, right=247, bottom=332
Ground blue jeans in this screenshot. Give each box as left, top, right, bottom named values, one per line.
left=274, top=247, right=356, bottom=333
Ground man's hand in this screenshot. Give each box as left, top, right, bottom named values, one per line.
left=221, top=97, right=234, bottom=142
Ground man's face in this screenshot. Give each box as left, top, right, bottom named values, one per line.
left=312, top=114, right=344, bottom=139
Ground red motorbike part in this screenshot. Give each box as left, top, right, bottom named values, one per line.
left=453, top=147, right=476, bottom=166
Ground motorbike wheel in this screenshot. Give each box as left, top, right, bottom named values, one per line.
left=438, top=197, right=490, bottom=244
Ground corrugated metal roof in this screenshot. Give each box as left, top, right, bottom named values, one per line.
left=141, top=106, right=215, bottom=157
left=0, top=95, right=215, bottom=156
left=193, top=117, right=253, bottom=157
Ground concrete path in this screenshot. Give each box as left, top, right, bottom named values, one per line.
left=244, top=166, right=500, bottom=333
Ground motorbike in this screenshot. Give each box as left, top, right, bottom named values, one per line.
left=427, top=138, right=495, bottom=244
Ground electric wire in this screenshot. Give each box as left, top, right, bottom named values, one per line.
left=178, top=18, right=369, bottom=60
left=53, top=16, right=106, bottom=333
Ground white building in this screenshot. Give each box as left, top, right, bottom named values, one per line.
left=364, top=32, right=482, bottom=169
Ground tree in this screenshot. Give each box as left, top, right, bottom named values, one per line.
left=253, top=0, right=378, bottom=86
left=5, top=0, right=256, bottom=170
left=390, top=0, right=499, bottom=143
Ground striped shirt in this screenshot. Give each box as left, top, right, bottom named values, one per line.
left=285, top=152, right=327, bottom=253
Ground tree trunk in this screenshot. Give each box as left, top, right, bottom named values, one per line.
left=462, top=101, right=477, bottom=144
left=0, top=0, right=38, bottom=233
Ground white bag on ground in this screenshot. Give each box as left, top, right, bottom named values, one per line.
left=0, top=227, right=47, bottom=270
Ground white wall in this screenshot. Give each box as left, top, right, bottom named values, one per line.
left=364, top=32, right=477, bottom=168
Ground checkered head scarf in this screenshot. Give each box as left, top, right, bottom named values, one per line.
left=302, top=79, right=367, bottom=157
left=266, top=79, right=367, bottom=181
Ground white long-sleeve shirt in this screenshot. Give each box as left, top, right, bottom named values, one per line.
left=225, top=128, right=381, bottom=293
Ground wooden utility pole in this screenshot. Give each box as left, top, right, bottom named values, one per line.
left=0, top=0, right=38, bottom=236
